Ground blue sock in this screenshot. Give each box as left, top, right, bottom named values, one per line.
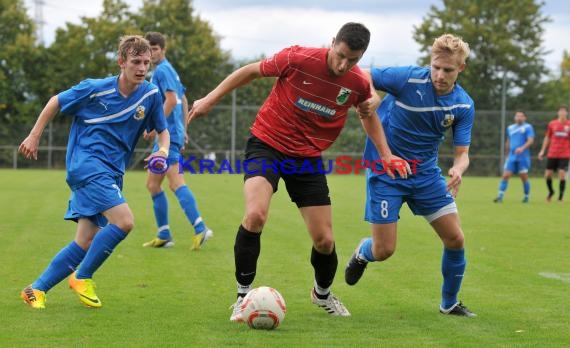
left=498, top=179, right=508, bottom=198
left=76, top=224, right=127, bottom=279
left=152, top=191, right=171, bottom=240
left=441, top=248, right=466, bottom=309
left=523, top=181, right=530, bottom=197
left=357, top=238, right=375, bottom=262
left=175, top=185, right=205, bottom=234
left=32, top=241, right=86, bottom=292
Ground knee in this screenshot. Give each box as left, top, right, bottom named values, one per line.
left=372, top=243, right=395, bottom=261
left=168, top=175, right=185, bottom=192
left=146, top=181, right=162, bottom=195
left=115, top=214, right=135, bottom=233
left=443, top=232, right=464, bottom=249
left=169, top=182, right=183, bottom=192
left=313, top=234, right=334, bottom=254
left=75, top=237, right=93, bottom=250
left=243, top=208, right=268, bottom=232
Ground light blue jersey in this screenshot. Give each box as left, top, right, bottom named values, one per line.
left=506, top=123, right=534, bottom=158
left=364, top=66, right=475, bottom=223
left=503, top=122, right=534, bottom=174
left=150, top=58, right=185, bottom=146
left=364, top=66, right=475, bottom=175
left=58, top=76, right=167, bottom=190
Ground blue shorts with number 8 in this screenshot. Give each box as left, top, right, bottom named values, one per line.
left=364, top=168, right=455, bottom=224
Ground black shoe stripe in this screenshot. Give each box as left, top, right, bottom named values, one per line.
left=79, top=293, right=100, bottom=304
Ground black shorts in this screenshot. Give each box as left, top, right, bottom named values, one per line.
left=243, top=136, right=331, bottom=208
left=546, top=157, right=570, bottom=171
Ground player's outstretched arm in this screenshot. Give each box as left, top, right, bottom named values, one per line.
left=19, top=95, right=60, bottom=160
left=187, top=62, right=263, bottom=124
left=447, top=145, right=470, bottom=197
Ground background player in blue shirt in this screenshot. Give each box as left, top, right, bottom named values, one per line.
left=345, top=34, right=476, bottom=317
left=494, top=111, right=535, bottom=203
left=19, top=35, right=169, bottom=309
left=142, top=32, right=213, bottom=250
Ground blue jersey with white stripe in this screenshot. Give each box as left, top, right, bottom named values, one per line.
left=58, top=76, right=167, bottom=189
left=364, top=66, right=475, bottom=174
left=150, top=58, right=185, bottom=146
left=506, top=122, right=534, bottom=158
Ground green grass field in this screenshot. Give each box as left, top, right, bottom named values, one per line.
left=1, top=170, right=568, bottom=347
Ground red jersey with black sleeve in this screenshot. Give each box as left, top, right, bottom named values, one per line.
left=545, top=119, right=570, bottom=158
left=252, top=45, right=372, bottom=157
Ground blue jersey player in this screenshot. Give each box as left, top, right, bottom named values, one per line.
left=142, top=32, right=212, bottom=250
left=345, top=34, right=476, bottom=317
left=494, top=111, right=535, bottom=203
left=19, top=35, right=170, bottom=309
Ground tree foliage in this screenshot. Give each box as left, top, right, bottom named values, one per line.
left=2, top=0, right=232, bottom=125
left=0, top=0, right=38, bottom=124
left=42, top=0, right=139, bottom=103
left=540, top=50, right=570, bottom=110
left=413, top=0, right=551, bottom=110
left=133, top=0, right=232, bottom=101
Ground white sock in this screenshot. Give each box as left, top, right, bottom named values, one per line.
left=237, top=283, right=251, bottom=297
left=314, top=280, right=330, bottom=297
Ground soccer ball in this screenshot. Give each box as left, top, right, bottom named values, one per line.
left=240, top=286, right=286, bottom=329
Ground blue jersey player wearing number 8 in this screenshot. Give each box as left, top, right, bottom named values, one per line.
left=18, top=35, right=169, bottom=309
left=345, top=34, right=477, bottom=317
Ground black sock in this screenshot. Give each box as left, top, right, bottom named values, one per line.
left=560, top=180, right=566, bottom=201
left=546, top=178, right=554, bottom=196
left=234, top=225, right=261, bottom=292
left=311, top=245, right=338, bottom=299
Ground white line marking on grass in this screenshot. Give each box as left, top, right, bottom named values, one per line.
left=538, top=272, right=570, bottom=283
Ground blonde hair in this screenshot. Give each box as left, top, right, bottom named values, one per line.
left=118, top=35, right=151, bottom=61
left=431, top=34, right=470, bottom=64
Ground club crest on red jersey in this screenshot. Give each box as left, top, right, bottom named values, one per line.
left=336, top=87, right=351, bottom=105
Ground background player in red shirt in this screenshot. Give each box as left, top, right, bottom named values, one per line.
left=189, top=22, right=408, bottom=321
left=538, top=105, right=570, bottom=202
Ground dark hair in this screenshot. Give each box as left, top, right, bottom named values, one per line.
left=558, top=104, right=569, bottom=112
left=515, top=110, right=526, bottom=116
left=144, top=31, right=166, bottom=49
left=335, top=22, right=370, bottom=52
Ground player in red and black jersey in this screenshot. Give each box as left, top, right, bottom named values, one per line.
left=538, top=105, right=570, bottom=202
left=189, top=22, right=408, bottom=321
